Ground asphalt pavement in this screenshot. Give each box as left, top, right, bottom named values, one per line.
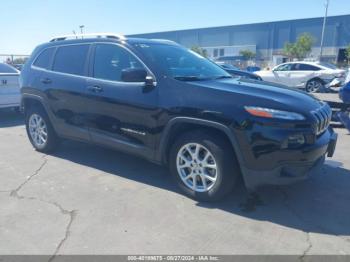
left=0, top=109, right=349, bottom=258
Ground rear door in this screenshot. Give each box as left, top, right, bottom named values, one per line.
left=84, top=43, right=159, bottom=158
left=289, top=63, right=319, bottom=87
left=41, top=44, right=92, bottom=141
left=0, top=64, right=20, bottom=107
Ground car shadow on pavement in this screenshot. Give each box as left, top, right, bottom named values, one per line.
left=0, top=109, right=24, bottom=128
left=52, top=140, right=350, bottom=237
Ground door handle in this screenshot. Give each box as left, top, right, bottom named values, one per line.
left=40, top=78, right=52, bottom=84
left=87, top=85, right=103, bottom=93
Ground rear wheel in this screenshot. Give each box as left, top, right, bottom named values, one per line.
left=25, top=106, right=59, bottom=153
left=306, top=79, right=323, bottom=93
left=169, top=131, right=239, bottom=201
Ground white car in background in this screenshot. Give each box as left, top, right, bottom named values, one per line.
left=256, top=61, right=346, bottom=93
left=0, top=63, right=21, bottom=109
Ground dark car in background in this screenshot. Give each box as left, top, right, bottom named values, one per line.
left=20, top=33, right=337, bottom=201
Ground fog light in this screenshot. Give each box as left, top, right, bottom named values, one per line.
left=288, top=134, right=305, bottom=147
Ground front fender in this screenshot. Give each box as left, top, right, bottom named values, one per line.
left=156, top=117, right=245, bottom=166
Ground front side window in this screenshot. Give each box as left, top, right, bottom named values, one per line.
left=274, top=63, right=293, bottom=71
left=133, top=43, right=231, bottom=81
left=33, top=48, right=55, bottom=69
left=93, top=44, right=144, bottom=82
left=53, top=45, right=89, bottom=76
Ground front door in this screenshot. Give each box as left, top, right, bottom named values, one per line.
left=272, top=63, right=293, bottom=86
left=85, top=43, right=159, bottom=159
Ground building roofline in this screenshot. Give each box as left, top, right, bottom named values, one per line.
left=128, top=14, right=350, bottom=36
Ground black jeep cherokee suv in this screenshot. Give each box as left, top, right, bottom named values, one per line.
left=20, top=34, right=337, bottom=201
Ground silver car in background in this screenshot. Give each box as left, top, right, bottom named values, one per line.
left=0, top=63, right=20, bottom=109
left=256, top=62, right=346, bottom=93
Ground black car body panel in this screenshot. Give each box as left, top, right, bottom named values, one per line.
left=224, top=68, right=262, bottom=81
left=218, top=64, right=262, bottom=81
left=20, top=37, right=337, bottom=190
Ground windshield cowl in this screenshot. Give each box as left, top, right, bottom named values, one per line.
left=173, top=75, right=232, bottom=81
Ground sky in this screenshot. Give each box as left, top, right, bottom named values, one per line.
left=1, top=0, right=349, bottom=54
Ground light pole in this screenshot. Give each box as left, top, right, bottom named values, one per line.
left=319, top=0, right=329, bottom=61
left=79, top=25, right=85, bottom=38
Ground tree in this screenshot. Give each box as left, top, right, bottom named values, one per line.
left=190, top=46, right=208, bottom=58
left=345, top=44, right=350, bottom=64
left=283, top=33, right=315, bottom=60
left=239, top=49, right=256, bottom=61
left=12, top=57, right=28, bottom=64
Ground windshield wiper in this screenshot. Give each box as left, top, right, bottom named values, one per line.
left=214, top=75, right=232, bottom=80
left=174, top=76, right=210, bottom=81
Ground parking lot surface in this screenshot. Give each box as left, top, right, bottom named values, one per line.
left=0, top=110, right=350, bottom=256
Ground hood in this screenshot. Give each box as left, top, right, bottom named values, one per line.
left=189, top=78, right=323, bottom=114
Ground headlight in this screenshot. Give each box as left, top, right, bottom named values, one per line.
left=244, top=106, right=305, bottom=120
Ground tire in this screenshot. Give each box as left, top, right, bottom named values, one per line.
left=25, top=105, right=59, bottom=153
left=305, top=79, right=323, bottom=93
left=169, top=131, right=239, bottom=202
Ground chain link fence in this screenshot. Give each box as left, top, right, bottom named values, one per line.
left=0, top=54, right=30, bottom=66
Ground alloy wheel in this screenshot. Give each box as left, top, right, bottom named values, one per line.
left=176, top=143, right=218, bottom=192
left=28, top=114, right=48, bottom=149
left=306, top=80, right=322, bottom=93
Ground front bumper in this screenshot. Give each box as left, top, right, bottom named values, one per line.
left=239, top=128, right=338, bottom=190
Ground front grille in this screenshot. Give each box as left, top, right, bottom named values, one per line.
left=312, top=103, right=332, bottom=135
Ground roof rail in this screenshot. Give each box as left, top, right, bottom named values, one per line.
left=49, top=33, right=126, bottom=42
left=150, top=39, right=177, bottom=44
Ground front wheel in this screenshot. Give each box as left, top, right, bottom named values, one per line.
left=305, top=79, right=323, bottom=93
left=25, top=106, right=59, bottom=153
left=169, top=131, right=239, bottom=201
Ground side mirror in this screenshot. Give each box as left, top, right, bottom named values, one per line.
left=145, top=75, right=156, bottom=87
left=121, top=68, right=148, bottom=83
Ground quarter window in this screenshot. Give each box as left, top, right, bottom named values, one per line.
left=33, top=48, right=55, bottom=69
left=93, top=44, right=144, bottom=82
left=53, top=45, right=89, bottom=76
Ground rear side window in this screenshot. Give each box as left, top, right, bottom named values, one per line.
left=33, top=48, right=55, bottom=69
left=53, top=45, right=89, bottom=76
left=0, top=63, right=18, bottom=73
left=294, top=63, right=321, bottom=71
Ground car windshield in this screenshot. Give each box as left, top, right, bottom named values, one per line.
left=132, top=43, right=231, bottom=81
left=0, top=63, right=19, bottom=74
left=318, top=62, right=337, bottom=69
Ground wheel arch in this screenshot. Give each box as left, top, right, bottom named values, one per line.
left=21, top=93, right=59, bottom=132
left=157, top=117, right=244, bottom=167
left=307, top=77, right=326, bottom=85
left=21, top=94, right=46, bottom=113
